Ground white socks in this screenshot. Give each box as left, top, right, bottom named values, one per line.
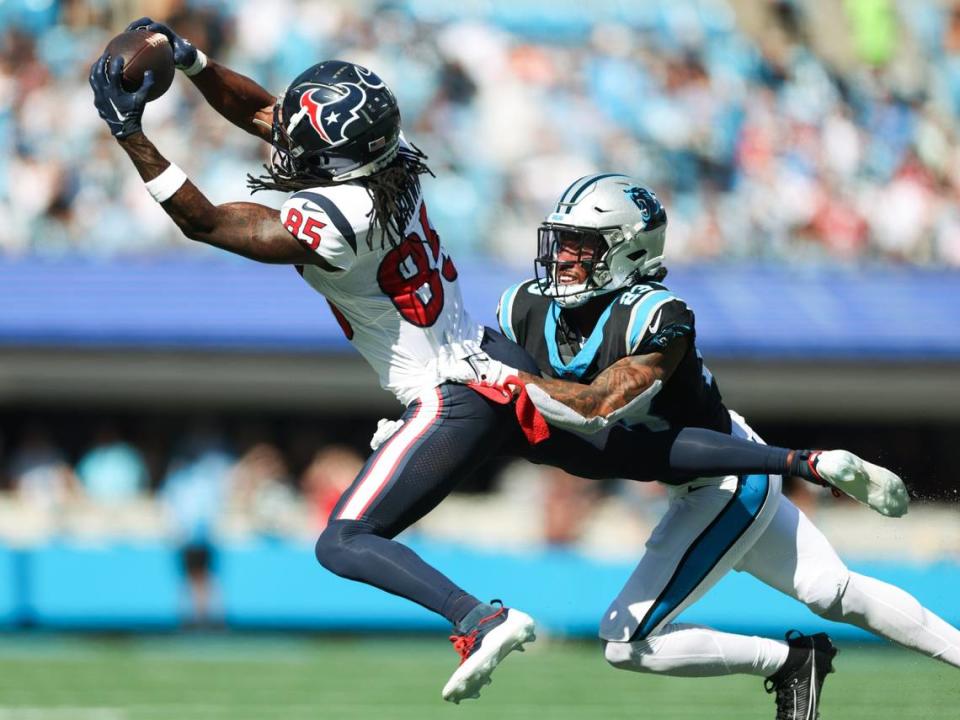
left=604, top=572, right=960, bottom=679
left=821, top=572, right=960, bottom=668
left=604, top=623, right=789, bottom=678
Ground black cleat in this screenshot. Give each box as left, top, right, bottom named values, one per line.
left=764, top=630, right=838, bottom=720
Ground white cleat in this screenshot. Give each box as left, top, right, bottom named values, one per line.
left=442, top=606, right=536, bottom=704
left=814, top=450, right=909, bottom=518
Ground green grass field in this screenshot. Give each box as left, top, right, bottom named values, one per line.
left=0, top=634, right=955, bottom=719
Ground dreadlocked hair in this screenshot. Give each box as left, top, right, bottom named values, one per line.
left=247, top=149, right=324, bottom=195
left=247, top=143, right=434, bottom=250
left=363, top=143, right=433, bottom=249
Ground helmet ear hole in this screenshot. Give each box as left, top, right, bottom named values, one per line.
left=626, top=248, right=647, bottom=262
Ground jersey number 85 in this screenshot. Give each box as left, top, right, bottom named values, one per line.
left=377, top=201, right=457, bottom=327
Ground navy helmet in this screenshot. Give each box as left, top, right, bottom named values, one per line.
left=271, top=61, right=401, bottom=183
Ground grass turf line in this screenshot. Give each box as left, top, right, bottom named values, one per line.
left=0, top=636, right=955, bottom=719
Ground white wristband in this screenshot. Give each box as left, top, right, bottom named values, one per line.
left=182, top=49, right=208, bottom=77
left=145, top=163, right=188, bottom=203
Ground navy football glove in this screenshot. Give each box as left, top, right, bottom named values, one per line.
left=126, top=17, right=199, bottom=70
left=88, top=53, right=154, bottom=139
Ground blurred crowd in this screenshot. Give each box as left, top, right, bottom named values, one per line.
left=10, top=416, right=957, bottom=630
left=3, top=0, right=960, bottom=266
left=1, top=415, right=957, bottom=558
left=0, top=418, right=365, bottom=544
left=0, top=412, right=802, bottom=556
left=0, top=415, right=621, bottom=546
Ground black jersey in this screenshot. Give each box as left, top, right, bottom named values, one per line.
left=497, top=279, right=730, bottom=434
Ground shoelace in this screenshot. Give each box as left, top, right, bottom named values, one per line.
left=806, top=452, right=843, bottom=499
left=448, top=602, right=507, bottom=666
left=770, top=681, right=805, bottom=720
left=449, top=630, right=479, bottom=665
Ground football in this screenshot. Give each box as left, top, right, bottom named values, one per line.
left=104, top=29, right=175, bottom=102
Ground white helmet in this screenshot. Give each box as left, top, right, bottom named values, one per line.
left=535, top=174, right=667, bottom=307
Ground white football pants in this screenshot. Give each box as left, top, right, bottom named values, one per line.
left=603, top=412, right=960, bottom=677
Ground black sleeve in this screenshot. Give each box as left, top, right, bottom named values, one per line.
left=629, top=297, right=696, bottom=355
left=497, top=280, right=537, bottom=346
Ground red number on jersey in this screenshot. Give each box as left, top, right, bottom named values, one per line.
left=283, top=208, right=325, bottom=250
left=377, top=201, right=458, bottom=327
left=283, top=208, right=303, bottom=236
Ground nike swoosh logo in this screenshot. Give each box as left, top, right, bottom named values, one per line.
left=647, top=309, right=663, bottom=335
left=302, top=201, right=326, bottom=214
left=108, top=98, right=126, bottom=122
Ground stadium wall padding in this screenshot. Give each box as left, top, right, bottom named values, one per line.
left=3, top=258, right=960, bottom=358
left=1, top=539, right=957, bottom=639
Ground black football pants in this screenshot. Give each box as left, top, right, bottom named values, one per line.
left=314, top=329, right=792, bottom=625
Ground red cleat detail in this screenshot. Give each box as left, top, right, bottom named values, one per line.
left=449, top=630, right=478, bottom=665
left=449, top=604, right=507, bottom=665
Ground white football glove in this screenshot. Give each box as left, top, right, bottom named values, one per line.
left=370, top=418, right=404, bottom=451
left=524, top=380, right=663, bottom=434
left=433, top=350, right=519, bottom=388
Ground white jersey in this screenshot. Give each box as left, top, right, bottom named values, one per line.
left=280, top=173, right=483, bottom=405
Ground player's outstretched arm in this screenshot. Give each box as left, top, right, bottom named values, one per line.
left=437, top=338, right=687, bottom=433
left=518, top=338, right=687, bottom=419
left=188, top=59, right=276, bottom=141
left=118, top=132, right=321, bottom=265
left=126, top=17, right=275, bottom=142
left=518, top=338, right=686, bottom=418
left=89, top=52, right=323, bottom=266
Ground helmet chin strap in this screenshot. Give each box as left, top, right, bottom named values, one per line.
left=553, top=282, right=591, bottom=308
left=552, top=271, right=617, bottom=308
left=285, top=105, right=309, bottom=138
left=330, top=139, right=400, bottom=182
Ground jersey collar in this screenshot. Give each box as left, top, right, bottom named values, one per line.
left=544, top=299, right=617, bottom=379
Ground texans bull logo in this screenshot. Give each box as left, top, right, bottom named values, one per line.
left=299, top=83, right=368, bottom=147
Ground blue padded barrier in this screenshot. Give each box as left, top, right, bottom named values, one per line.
left=5, top=537, right=959, bottom=638
left=24, top=541, right=182, bottom=629
left=216, top=538, right=960, bottom=639
left=0, top=547, right=21, bottom=627
left=2, top=257, right=958, bottom=359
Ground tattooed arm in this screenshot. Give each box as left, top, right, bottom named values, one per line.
left=117, top=133, right=332, bottom=267
left=89, top=50, right=319, bottom=265
left=516, top=337, right=688, bottom=418
left=125, top=17, right=275, bottom=141
left=188, top=59, right=276, bottom=142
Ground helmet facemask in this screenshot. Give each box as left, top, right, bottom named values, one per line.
left=536, top=176, right=669, bottom=306
left=535, top=224, right=618, bottom=308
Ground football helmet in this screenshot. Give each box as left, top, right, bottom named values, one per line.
left=535, top=174, right=667, bottom=307
left=270, top=60, right=400, bottom=183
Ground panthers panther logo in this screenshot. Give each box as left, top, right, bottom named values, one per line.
left=623, top=186, right=666, bottom=228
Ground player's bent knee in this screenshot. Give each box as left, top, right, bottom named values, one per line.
left=801, top=567, right=850, bottom=617
left=314, top=521, right=369, bottom=576
left=314, top=526, right=343, bottom=572
left=603, top=639, right=664, bottom=673
left=603, top=640, right=636, bottom=669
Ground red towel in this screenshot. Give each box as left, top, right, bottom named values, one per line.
left=466, top=376, right=550, bottom=445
